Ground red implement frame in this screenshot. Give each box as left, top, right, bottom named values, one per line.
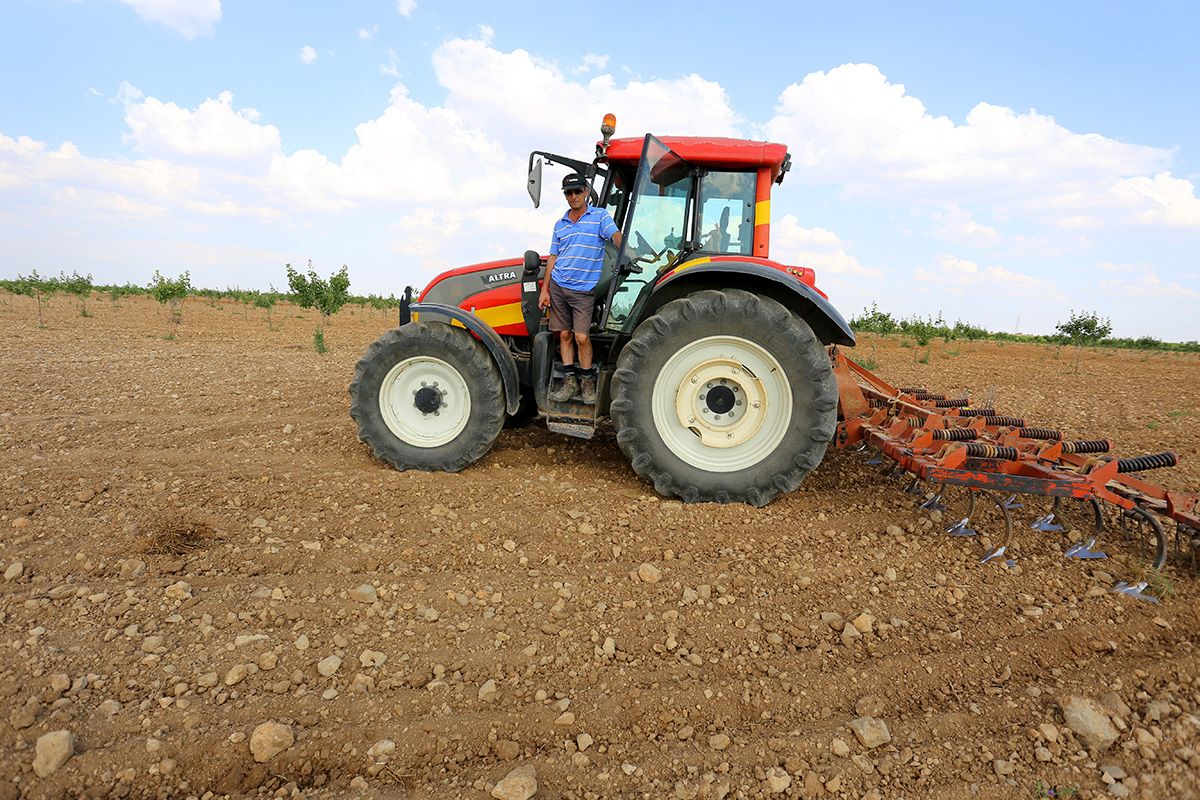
left=830, top=348, right=1199, bottom=571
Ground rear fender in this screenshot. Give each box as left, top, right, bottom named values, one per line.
left=408, top=302, right=522, bottom=416
left=648, top=262, right=855, bottom=346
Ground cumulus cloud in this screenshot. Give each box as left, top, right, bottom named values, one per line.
left=573, top=53, right=610, bottom=73
left=300, top=45, right=317, bottom=64
left=431, top=36, right=742, bottom=155
left=771, top=214, right=881, bottom=277
left=1109, top=173, right=1200, bottom=227
left=914, top=254, right=1058, bottom=294
left=117, top=0, right=221, bottom=39
left=927, top=204, right=1000, bottom=245
left=358, top=25, right=379, bottom=41
left=396, top=0, right=416, bottom=16
left=121, top=88, right=281, bottom=162
left=1096, top=261, right=1200, bottom=299
left=762, top=63, right=1196, bottom=230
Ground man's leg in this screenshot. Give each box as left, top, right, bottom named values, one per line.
left=575, top=332, right=592, bottom=370
left=550, top=328, right=579, bottom=402
left=558, top=329, right=576, bottom=367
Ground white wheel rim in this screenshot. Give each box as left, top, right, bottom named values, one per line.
left=378, top=356, right=471, bottom=448
left=651, top=335, right=792, bottom=473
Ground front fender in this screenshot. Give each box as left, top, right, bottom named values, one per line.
left=409, top=302, right=522, bottom=415
left=651, top=261, right=856, bottom=346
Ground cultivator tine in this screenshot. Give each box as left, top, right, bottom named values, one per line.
left=1112, top=581, right=1159, bottom=604
left=1030, top=513, right=1063, bottom=532
left=919, top=492, right=947, bottom=511
left=947, top=517, right=977, bottom=538
left=980, top=545, right=1015, bottom=567
left=866, top=453, right=883, bottom=466
left=1063, top=538, right=1107, bottom=560
left=829, top=349, right=1199, bottom=596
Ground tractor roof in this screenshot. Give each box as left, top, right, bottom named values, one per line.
left=605, top=136, right=789, bottom=180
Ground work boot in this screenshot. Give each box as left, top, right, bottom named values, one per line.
left=580, top=374, right=597, bottom=405
left=549, top=374, right=578, bottom=402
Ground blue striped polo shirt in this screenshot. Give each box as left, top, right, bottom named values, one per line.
left=548, top=205, right=619, bottom=292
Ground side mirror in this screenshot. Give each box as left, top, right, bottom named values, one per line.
left=527, top=157, right=543, bottom=208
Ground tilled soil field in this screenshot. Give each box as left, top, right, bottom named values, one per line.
left=1, top=295, right=1198, bottom=800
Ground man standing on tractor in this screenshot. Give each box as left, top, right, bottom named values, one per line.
left=538, top=172, right=622, bottom=404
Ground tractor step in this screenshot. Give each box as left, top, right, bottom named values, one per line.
left=546, top=395, right=598, bottom=439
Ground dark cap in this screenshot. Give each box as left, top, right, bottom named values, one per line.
left=561, top=173, right=588, bottom=192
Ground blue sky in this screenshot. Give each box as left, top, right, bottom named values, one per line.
left=2, top=1, right=1198, bottom=339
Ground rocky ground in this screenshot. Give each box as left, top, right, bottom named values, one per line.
left=1, top=294, right=1198, bottom=800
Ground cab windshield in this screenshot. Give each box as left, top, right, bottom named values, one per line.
left=605, top=136, right=692, bottom=330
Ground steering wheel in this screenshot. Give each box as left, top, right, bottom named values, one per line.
left=627, top=230, right=668, bottom=273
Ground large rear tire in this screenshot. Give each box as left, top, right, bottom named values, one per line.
left=350, top=323, right=505, bottom=472
left=610, top=290, right=837, bottom=506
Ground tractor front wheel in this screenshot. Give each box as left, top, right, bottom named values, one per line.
left=610, top=290, right=837, bottom=506
left=350, top=323, right=505, bottom=472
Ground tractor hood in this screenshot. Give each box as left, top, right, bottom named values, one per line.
left=416, top=256, right=528, bottom=337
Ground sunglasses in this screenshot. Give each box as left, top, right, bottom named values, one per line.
left=564, top=188, right=586, bottom=196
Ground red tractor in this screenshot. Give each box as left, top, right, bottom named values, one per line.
left=349, top=116, right=855, bottom=506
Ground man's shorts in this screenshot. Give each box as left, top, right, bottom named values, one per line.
left=548, top=280, right=595, bottom=334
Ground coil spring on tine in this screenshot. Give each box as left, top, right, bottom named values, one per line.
left=907, top=417, right=924, bottom=427
left=1116, top=452, right=1178, bottom=473
left=964, top=443, right=1020, bottom=460
left=957, top=408, right=997, bottom=417
left=868, top=398, right=887, bottom=408
left=933, top=428, right=977, bottom=441
left=934, top=398, right=970, bottom=407
left=1019, top=427, right=1062, bottom=441
left=1062, top=439, right=1110, bottom=455
left=984, top=416, right=1025, bottom=427
left=898, top=387, right=934, bottom=396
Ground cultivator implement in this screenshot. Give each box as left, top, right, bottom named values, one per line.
left=831, top=349, right=1200, bottom=601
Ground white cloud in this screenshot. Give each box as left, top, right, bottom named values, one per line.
left=1109, top=173, right=1200, bottom=228
left=914, top=254, right=1057, bottom=294
left=1096, top=261, right=1200, bottom=299
left=771, top=214, right=881, bottom=277
left=431, top=36, right=742, bottom=156
left=762, top=63, right=1195, bottom=230
left=927, top=204, right=1000, bottom=245
left=358, top=25, right=379, bottom=41
left=396, top=0, right=416, bottom=16
left=121, top=88, right=281, bottom=162
left=573, top=53, right=610, bottom=73
left=300, top=45, right=317, bottom=65
left=117, top=0, right=221, bottom=39
left=379, top=49, right=401, bottom=78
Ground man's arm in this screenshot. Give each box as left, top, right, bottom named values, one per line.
left=538, top=255, right=555, bottom=310
left=612, top=230, right=623, bottom=248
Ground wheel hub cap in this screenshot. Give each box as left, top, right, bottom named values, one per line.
left=650, top=335, right=793, bottom=474
left=675, top=358, right=766, bottom=448
left=413, top=384, right=443, bottom=415
left=378, top=356, right=470, bottom=448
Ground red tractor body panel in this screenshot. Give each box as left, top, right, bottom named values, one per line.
left=418, top=256, right=527, bottom=337
left=605, top=136, right=789, bottom=181
left=658, top=255, right=825, bottom=298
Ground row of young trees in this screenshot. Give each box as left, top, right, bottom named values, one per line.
left=849, top=302, right=1197, bottom=354
left=0, top=263, right=400, bottom=352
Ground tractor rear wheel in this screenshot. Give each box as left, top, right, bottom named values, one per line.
left=350, top=323, right=505, bottom=472
left=610, top=289, right=837, bottom=506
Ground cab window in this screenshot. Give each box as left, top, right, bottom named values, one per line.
left=697, top=171, right=755, bottom=255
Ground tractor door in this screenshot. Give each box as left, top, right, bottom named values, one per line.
left=601, top=135, right=694, bottom=332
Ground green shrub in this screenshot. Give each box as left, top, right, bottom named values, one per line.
left=286, top=262, right=350, bottom=352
